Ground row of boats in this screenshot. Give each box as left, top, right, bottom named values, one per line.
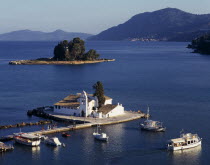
left=0, top=127, right=108, bottom=152
left=0, top=131, right=70, bottom=151
left=93, top=110, right=202, bottom=151
left=140, top=107, right=202, bottom=151
left=13, top=132, right=64, bottom=147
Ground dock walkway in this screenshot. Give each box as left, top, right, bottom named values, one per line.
left=2, top=111, right=145, bottom=138
left=29, top=111, right=144, bottom=135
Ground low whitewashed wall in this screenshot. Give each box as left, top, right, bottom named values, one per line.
left=54, top=106, right=81, bottom=116
left=106, top=105, right=124, bottom=117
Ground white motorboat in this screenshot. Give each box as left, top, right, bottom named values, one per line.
left=167, top=132, right=202, bottom=151
left=93, top=125, right=109, bottom=141
left=0, top=142, right=14, bottom=152
left=13, top=133, right=41, bottom=146
left=140, top=107, right=166, bottom=132
left=35, top=134, right=48, bottom=140
left=45, top=137, right=62, bottom=146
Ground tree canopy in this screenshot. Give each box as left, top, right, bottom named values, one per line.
left=53, top=38, right=100, bottom=61
left=93, top=81, right=105, bottom=108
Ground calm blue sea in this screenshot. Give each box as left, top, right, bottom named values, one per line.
left=0, top=41, right=210, bottom=165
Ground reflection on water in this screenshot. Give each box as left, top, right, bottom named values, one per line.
left=53, top=146, right=61, bottom=160
left=31, top=146, right=40, bottom=160
left=170, top=146, right=202, bottom=165
left=80, top=124, right=125, bottom=164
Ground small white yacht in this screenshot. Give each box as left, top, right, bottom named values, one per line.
left=167, top=132, right=202, bottom=151
left=93, top=125, right=109, bottom=141
left=45, top=137, right=62, bottom=146
left=0, top=142, right=14, bottom=152
left=13, top=133, right=41, bottom=146
left=140, top=107, right=166, bottom=132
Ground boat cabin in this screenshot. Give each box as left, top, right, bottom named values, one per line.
left=18, top=134, right=40, bottom=141
left=143, top=120, right=162, bottom=127
left=168, top=133, right=200, bottom=147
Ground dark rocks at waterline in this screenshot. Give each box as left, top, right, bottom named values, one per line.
left=0, top=120, right=52, bottom=130
left=0, top=135, right=14, bottom=142
left=27, top=106, right=53, bottom=116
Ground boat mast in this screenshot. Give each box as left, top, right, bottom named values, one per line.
left=147, top=106, right=150, bottom=120
left=97, top=125, right=99, bottom=133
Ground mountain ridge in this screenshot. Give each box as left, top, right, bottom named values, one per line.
left=89, top=8, right=210, bottom=41
left=0, top=29, right=92, bottom=41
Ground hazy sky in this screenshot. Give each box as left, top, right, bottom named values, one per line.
left=0, top=0, right=210, bottom=34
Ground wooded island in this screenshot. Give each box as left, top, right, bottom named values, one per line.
left=9, top=37, right=114, bottom=65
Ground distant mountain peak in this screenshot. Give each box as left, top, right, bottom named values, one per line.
left=89, top=8, right=210, bottom=41
left=0, top=30, right=92, bottom=41
left=157, top=7, right=183, bottom=12
left=53, top=29, right=66, bottom=33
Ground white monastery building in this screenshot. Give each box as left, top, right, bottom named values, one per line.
left=54, top=91, right=124, bottom=118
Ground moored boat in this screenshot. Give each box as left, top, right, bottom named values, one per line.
left=0, top=135, right=14, bottom=142
left=0, top=142, right=14, bottom=152
left=140, top=107, right=166, bottom=132
left=62, top=132, right=70, bottom=137
left=45, top=137, right=62, bottom=146
left=167, top=132, right=202, bottom=151
left=93, top=125, right=109, bottom=141
left=13, top=133, right=41, bottom=146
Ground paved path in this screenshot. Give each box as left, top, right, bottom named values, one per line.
left=51, top=111, right=145, bottom=125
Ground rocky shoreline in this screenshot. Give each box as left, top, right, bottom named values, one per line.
left=9, top=59, right=115, bottom=65
left=0, top=120, right=52, bottom=130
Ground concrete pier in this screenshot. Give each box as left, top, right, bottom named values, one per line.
left=2, top=111, right=145, bottom=139
left=28, top=111, right=144, bottom=135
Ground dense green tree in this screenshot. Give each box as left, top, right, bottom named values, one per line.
left=53, top=42, right=66, bottom=60
left=83, top=49, right=100, bottom=60
left=68, top=38, right=85, bottom=60
left=53, top=37, right=100, bottom=61
left=93, top=81, right=105, bottom=108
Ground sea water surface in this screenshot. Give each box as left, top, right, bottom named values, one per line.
left=0, top=41, right=210, bottom=165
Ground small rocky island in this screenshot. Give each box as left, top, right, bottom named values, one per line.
left=188, top=33, right=210, bottom=55
left=9, top=37, right=115, bottom=65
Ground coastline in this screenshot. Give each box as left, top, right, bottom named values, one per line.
left=8, top=59, right=115, bottom=65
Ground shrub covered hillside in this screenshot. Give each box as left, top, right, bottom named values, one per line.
left=53, top=37, right=100, bottom=61
left=188, top=34, right=210, bottom=55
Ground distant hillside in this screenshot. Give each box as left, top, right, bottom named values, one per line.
left=89, top=8, right=210, bottom=41
left=0, top=30, right=92, bottom=41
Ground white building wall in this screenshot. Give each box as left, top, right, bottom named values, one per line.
left=54, top=106, right=81, bottom=116
left=106, top=104, right=124, bottom=118
left=53, top=91, right=125, bottom=118
left=104, top=99, right=112, bottom=105
left=54, top=98, right=97, bottom=117
left=87, top=100, right=95, bottom=116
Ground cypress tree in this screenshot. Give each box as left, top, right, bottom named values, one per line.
left=93, top=81, right=105, bottom=108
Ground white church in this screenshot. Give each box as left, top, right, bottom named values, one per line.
left=54, top=91, right=124, bottom=118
